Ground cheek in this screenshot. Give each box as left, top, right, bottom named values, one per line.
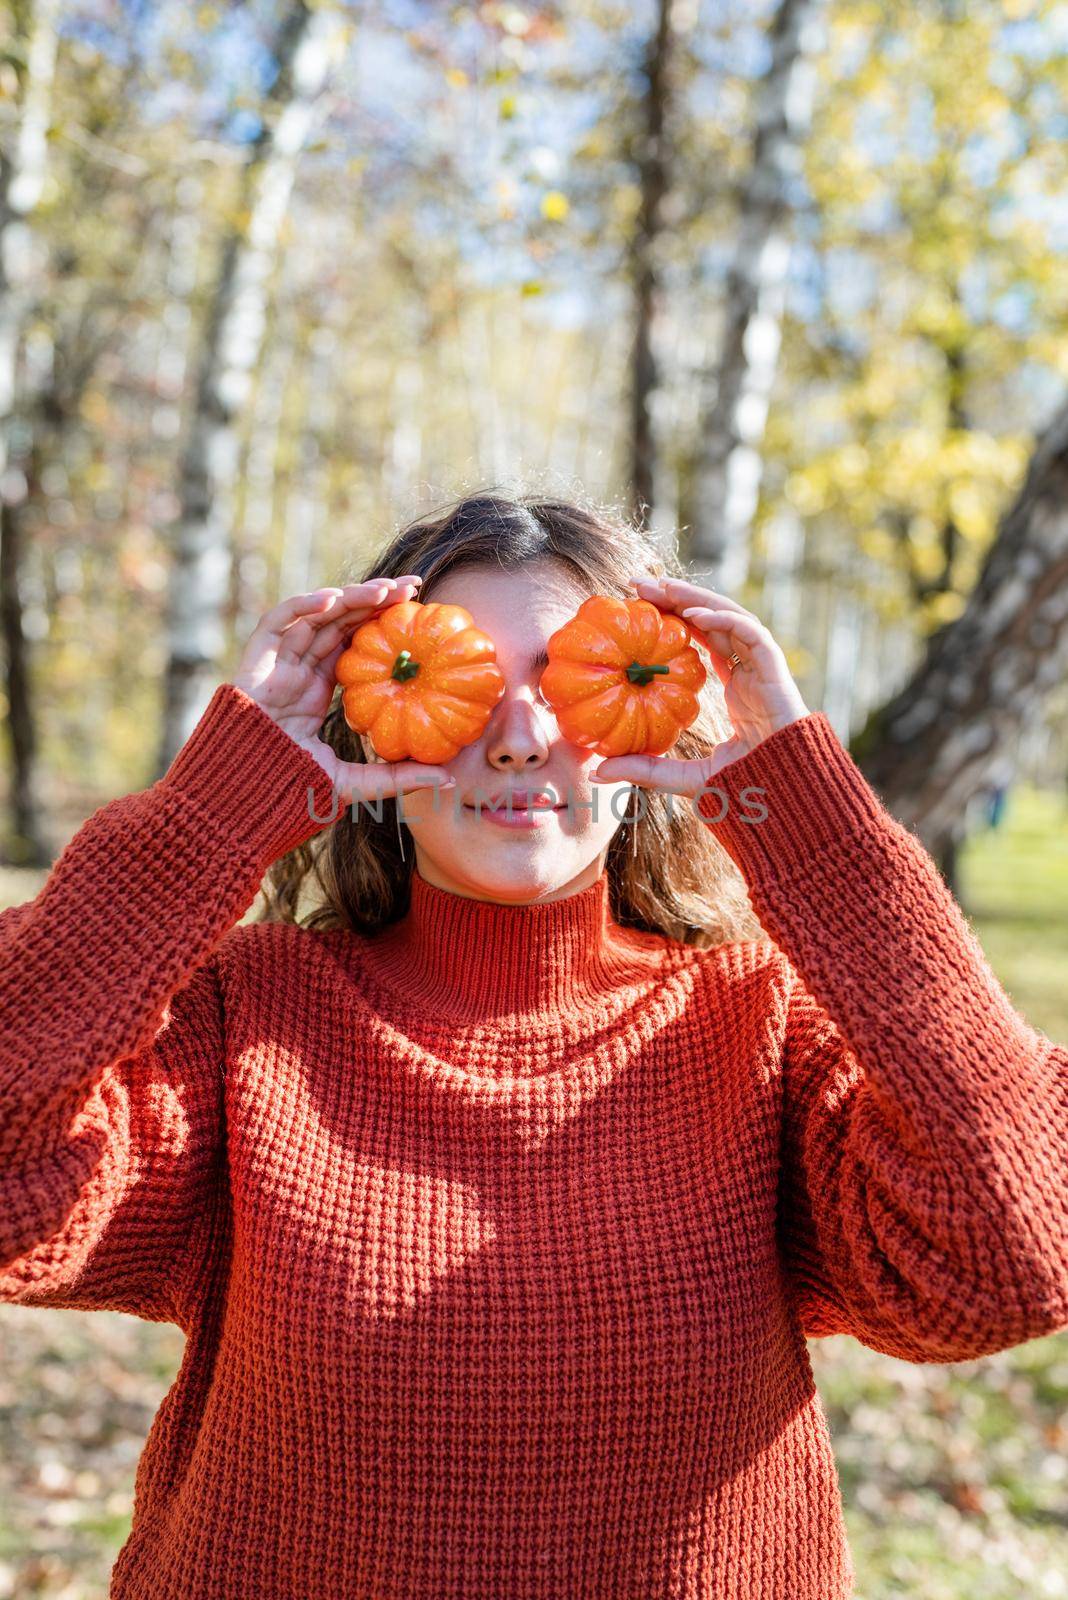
left=397, top=786, right=454, bottom=826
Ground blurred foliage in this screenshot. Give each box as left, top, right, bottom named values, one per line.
left=0, top=0, right=1064, bottom=802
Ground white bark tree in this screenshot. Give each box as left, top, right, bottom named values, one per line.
left=156, top=0, right=343, bottom=774
left=687, top=0, right=825, bottom=594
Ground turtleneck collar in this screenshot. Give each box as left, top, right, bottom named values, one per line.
left=357, top=867, right=660, bottom=1023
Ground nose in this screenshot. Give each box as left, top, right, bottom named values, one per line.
left=483, top=688, right=552, bottom=769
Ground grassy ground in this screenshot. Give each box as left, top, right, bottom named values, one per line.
left=956, top=784, right=1068, bottom=1045
left=0, top=784, right=1066, bottom=1597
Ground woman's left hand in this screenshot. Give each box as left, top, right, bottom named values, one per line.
left=590, top=575, right=811, bottom=796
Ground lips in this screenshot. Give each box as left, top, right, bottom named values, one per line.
left=464, top=789, right=562, bottom=812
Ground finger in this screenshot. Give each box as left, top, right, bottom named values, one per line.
left=332, top=760, right=457, bottom=802
left=279, top=580, right=427, bottom=667
left=309, top=579, right=397, bottom=622
left=304, top=579, right=426, bottom=663
left=235, top=588, right=349, bottom=680
left=315, top=637, right=349, bottom=683
left=680, top=607, right=785, bottom=677
left=678, top=614, right=736, bottom=687
left=629, top=574, right=755, bottom=620
left=262, top=587, right=346, bottom=632
left=307, top=623, right=358, bottom=667
left=274, top=589, right=391, bottom=666
left=246, top=582, right=389, bottom=656
left=263, top=574, right=415, bottom=639
left=314, top=574, right=423, bottom=623
left=625, top=575, right=757, bottom=665
left=676, top=607, right=743, bottom=658
left=590, top=751, right=709, bottom=798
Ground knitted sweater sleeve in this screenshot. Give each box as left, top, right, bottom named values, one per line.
left=0, top=683, right=339, bottom=1327
left=697, top=711, right=1068, bottom=1364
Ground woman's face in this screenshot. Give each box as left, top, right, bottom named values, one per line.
left=360, top=559, right=634, bottom=904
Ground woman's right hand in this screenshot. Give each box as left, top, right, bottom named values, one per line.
left=229, top=576, right=456, bottom=800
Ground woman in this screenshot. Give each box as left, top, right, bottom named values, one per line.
left=1, top=491, right=1065, bottom=1600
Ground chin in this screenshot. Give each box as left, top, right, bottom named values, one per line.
left=418, top=847, right=594, bottom=904
left=462, top=865, right=563, bottom=902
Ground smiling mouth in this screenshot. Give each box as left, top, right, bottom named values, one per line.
left=462, top=800, right=565, bottom=813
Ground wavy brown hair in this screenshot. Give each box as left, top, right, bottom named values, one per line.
left=256, top=488, right=767, bottom=950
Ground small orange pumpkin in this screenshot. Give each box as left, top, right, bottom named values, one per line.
left=540, top=594, right=706, bottom=757
left=335, top=599, right=506, bottom=763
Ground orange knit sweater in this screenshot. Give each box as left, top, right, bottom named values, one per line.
left=2, top=683, right=1066, bottom=1599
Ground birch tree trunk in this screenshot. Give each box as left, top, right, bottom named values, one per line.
left=0, top=0, right=60, bottom=866
left=279, top=332, right=335, bottom=601
left=628, top=0, right=688, bottom=529
left=152, top=175, right=204, bottom=450
left=232, top=301, right=299, bottom=644
left=687, top=0, right=824, bottom=593
left=851, top=393, right=1068, bottom=866
left=156, top=1, right=341, bottom=775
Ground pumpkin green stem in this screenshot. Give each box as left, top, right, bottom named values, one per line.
left=391, top=650, right=420, bottom=682
left=626, top=660, right=670, bottom=686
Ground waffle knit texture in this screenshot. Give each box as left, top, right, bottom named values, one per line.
left=2, top=683, right=1066, bottom=1600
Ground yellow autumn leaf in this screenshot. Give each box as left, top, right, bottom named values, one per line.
left=446, top=68, right=469, bottom=89
left=783, top=471, right=825, bottom=516
left=947, top=481, right=994, bottom=542
left=540, top=190, right=569, bottom=221
left=924, top=590, right=968, bottom=627
left=858, top=527, right=897, bottom=564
